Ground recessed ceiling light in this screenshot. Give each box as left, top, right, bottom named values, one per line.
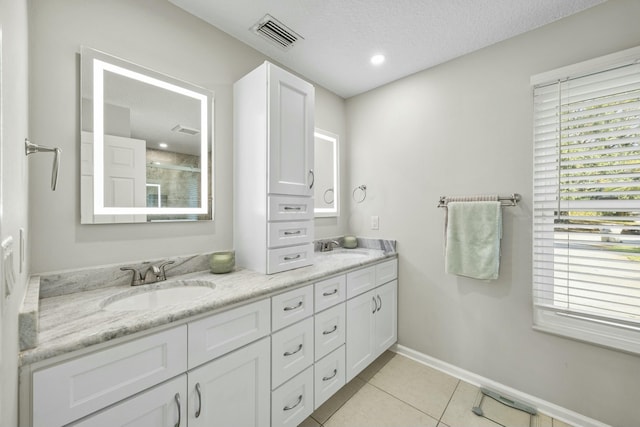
left=159, top=142, right=168, bottom=149
left=370, top=54, right=385, bottom=66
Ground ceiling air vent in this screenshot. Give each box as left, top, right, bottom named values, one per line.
left=251, top=14, right=303, bottom=50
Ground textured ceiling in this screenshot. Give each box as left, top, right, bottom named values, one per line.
left=169, top=0, right=605, bottom=98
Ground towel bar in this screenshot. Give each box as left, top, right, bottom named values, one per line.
left=437, top=193, right=520, bottom=208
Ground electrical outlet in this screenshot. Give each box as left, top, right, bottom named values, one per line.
left=371, top=215, right=379, bottom=230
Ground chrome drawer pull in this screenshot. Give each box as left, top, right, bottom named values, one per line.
left=284, top=300, right=303, bottom=311
left=283, top=206, right=302, bottom=211
left=283, top=394, right=303, bottom=411
left=284, top=230, right=302, bottom=235
left=372, top=296, right=377, bottom=314
left=322, top=369, right=338, bottom=382
left=322, top=288, right=338, bottom=297
left=322, top=325, right=338, bottom=335
left=174, top=393, right=181, bottom=427
left=377, top=295, right=382, bottom=312
left=284, top=254, right=301, bottom=261
left=284, top=343, right=303, bottom=357
left=195, top=383, right=202, bottom=418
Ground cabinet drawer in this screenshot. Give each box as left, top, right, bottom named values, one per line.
left=314, top=346, right=346, bottom=410
left=314, top=303, right=345, bottom=361
left=268, top=195, right=313, bottom=221
left=70, top=375, right=187, bottom=427
left=271, top=317, right=314, bottom=389
left=314, top=274, right=346, bottom=312
left=33, top=326, right=187, bottom=427
left=376, top=258, right=398, bottom=285
left=267, top=220, right=313, bottom=249
left=267, top=243, right=314, bottom=274
left=346, top=265, right=376, bottom=299
left=272, top=284, right=314, bottom=332
left=188, top=299, right=270, bottom=369
left=271, top=366, right=314, bottom=427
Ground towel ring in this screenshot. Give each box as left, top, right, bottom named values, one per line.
left=323, top=188, right=334, bottom=204
left=352, top=185, right=366, bottom=203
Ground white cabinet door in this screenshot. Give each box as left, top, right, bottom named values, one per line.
left=188, top=337, right=270, bottom=427
left=70, top=375, right=187, bottom=427
left=267, top=64, right=314, bottom=196
left=374, top=280, right=398, bottom=359
left=345, top=289, right=376, bottom=382
left=33, top=326, right=187, bottom=427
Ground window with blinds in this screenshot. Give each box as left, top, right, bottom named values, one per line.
left=532, top=49, right=640, bottom=353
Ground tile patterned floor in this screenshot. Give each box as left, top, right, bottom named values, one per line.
left=299, top=351, right=574, bottom=427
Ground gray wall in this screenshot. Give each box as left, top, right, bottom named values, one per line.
left=345, top=1, right=640, bottom=426
left=28, top=0, right=347, bottom=273
left=0, top=0, right=30, bottom=425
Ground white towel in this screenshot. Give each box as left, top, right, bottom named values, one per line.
left=445, top=201, right=502, bottom=280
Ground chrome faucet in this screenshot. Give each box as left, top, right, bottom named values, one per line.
left=120, top=261, right=175, bottom=286
left=320, top=240, right=341, bottom=252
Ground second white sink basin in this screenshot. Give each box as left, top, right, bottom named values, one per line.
left=103, top=282, right=215, bottom=311
left=322, top=249, right=369, bottom=259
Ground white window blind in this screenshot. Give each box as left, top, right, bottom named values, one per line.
left=532, top=52, right=640, bottom=353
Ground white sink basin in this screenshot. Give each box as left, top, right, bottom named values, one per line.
left=103, top=281, right=215, bottom=311
left=321, top=249, right=369, bottom=259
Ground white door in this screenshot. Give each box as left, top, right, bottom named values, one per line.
left=267, top=64, right=314, bottom=196
left=71, top=375, right=187, bottom=427
left=188, top=337, right=270, bottom=427
left=81, top=132, right=147, bottom=223
left=103, top=134, right=147, bottom=223
left=373, top=280, right=398, bottom=359
left=345, top=289, right=376, bottom=382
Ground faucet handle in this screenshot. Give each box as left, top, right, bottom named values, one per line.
left=157, top=260, right=175, bottom=281
left=120, top=267, right=143, bottom=286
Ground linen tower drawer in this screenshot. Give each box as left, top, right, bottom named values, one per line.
left=268, top=196, right=314, bottom=221
left=267, top=221, right=313, bottom=248
left=267, top=243, right=314, bottom=274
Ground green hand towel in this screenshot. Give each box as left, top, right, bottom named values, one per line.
left=445, top=201, right=502, bottom=280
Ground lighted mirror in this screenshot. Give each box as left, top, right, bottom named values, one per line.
left=80, top=46, right=213, bottom=223
left=314, top=129, right=339, bottom=217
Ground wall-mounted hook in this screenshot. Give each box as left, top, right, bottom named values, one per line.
left=25, top=138, right=61, bottom=191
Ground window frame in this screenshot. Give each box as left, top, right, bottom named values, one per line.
left=531, top=45, right=640, bottom=354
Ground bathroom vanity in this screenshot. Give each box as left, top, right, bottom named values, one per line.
left=18, top=244, right=397, bottom=427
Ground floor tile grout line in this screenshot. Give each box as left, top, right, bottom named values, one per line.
left=365, top=378, right=442, bottom=425
left=437, top=378, right=461, bottom=424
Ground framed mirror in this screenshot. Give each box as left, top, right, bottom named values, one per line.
left=314, top=129, right=339, bottom=217
left=80, top=46, right=214, bottom=224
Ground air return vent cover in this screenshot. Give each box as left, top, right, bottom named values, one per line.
left=251, top=14, right=302, bottom=50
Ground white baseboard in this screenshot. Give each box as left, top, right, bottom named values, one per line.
left=392, top=344, right=610, bottom=427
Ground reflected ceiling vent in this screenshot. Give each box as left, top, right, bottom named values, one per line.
left=171, top=124, right=200, bottom=136
left=251, top=14, right=303, bottom=50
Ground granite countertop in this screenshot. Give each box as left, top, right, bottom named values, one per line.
left=19, top=243, right=397, bottom=367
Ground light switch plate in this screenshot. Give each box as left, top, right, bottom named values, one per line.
left=371, top=215, right=379, bottom=230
